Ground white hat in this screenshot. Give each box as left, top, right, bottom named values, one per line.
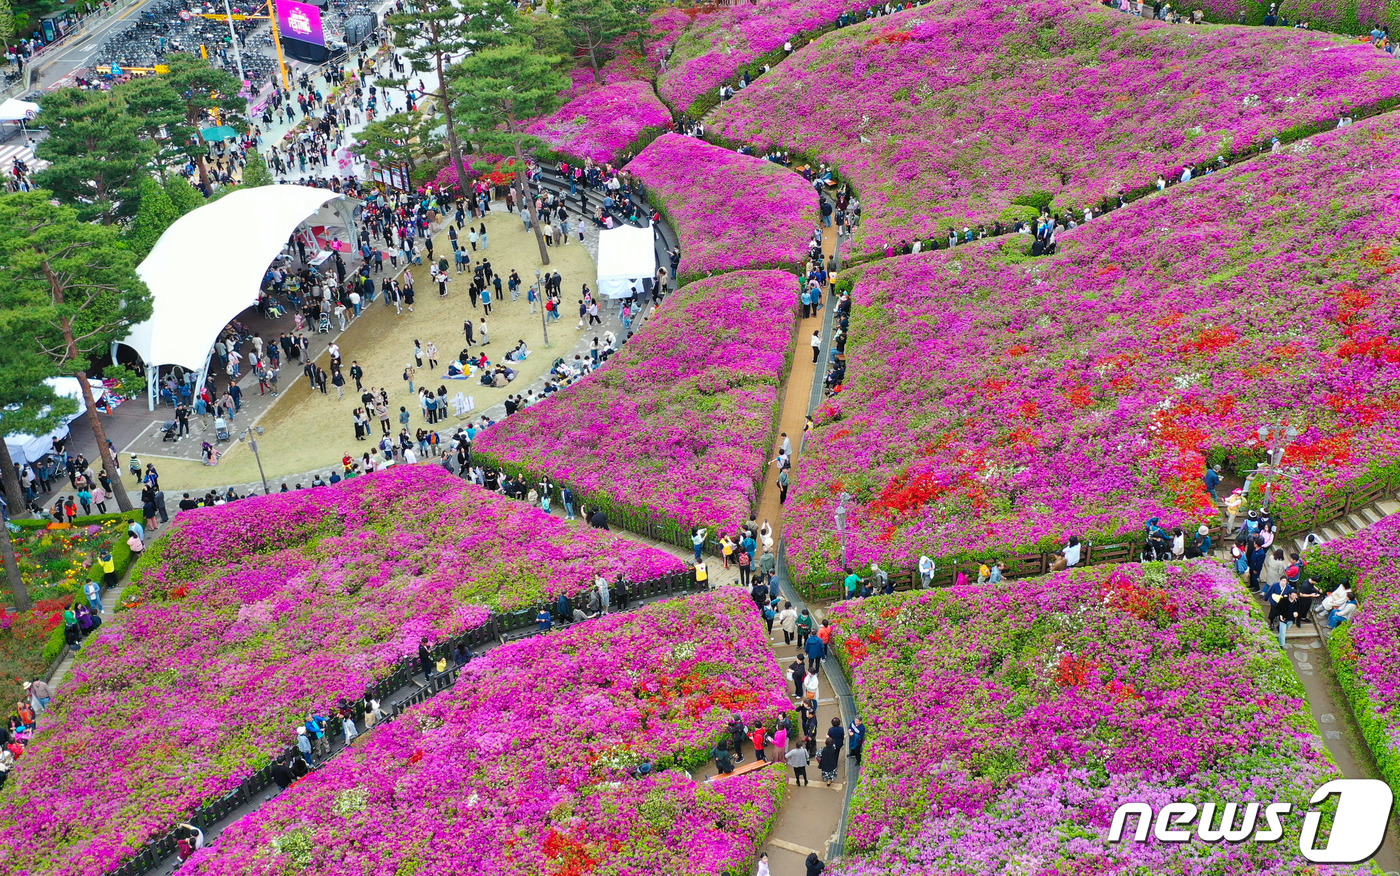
left=296, top=726, right=306, bottom=735
left=22, top=682, right=30, bottom=690
left=1198, top=525, right=1210, bottom=536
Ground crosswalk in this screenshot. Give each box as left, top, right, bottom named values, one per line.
left=0, top=141, right=47, bottom=177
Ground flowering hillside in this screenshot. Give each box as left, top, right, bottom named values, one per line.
left=181, top=591, right=790, bottom=876
left=0, top=467, right=684, bottom=876
left=476, top=270, right=799, bottom=535
left=711, top=0, right=1400, bottom=256
left=630, top=133, right=818, bottom=281
left=786, top=114, right=1400, bottom=582
left=827, top=562, right=1363, bottom=876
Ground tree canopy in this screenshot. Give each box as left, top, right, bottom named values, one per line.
left=34, top=88, right=152, bottom=225
left=0, top=192, right=153, bottom=511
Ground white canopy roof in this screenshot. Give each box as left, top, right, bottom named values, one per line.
left=3, top=377, right=101, bottom=466
left=122, top=185, right=345, bottom=371
left=0, top=98, right=39, bottom=123
left=596, top=223, right=656, bottom=300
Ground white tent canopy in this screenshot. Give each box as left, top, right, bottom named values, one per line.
left=596, top=224, right=657, bottom=300
left=0, top=98, right=39, bottom=123
left=121, top=185, right=347, bottom=374
left=2, top=377, right=102, bottom=466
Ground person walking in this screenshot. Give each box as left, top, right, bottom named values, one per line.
left=805, top=628, right=825, bottom=673
left=811, top=330, right=822, bottom=363
left=788, top=655, right=806, bottom=698
left=818, top=739, right=840, bottom=785
left=777, top=602, right=798, bottom=645
left=785, top=742, right=810, bottom=786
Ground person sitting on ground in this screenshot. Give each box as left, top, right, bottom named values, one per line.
left=504, top=340, right=530, bottom=362
left=1328, top=588, right=1359, bottom=628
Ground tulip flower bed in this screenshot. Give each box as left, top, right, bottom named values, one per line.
left=181, top=590, right=791, bottom=876
left=827, top=561, right=1361, bottom=876
left=785, top=115, right=1400, bottom=585
left=7, top=515, right=132, bottom=602
left=629, top=133, right=819, bottom=281
left=0, top=466, right=686, bottom=876
left=0, top=512, right=142, bottom=713
left=656, top=0, right=857, bottom=114
left=476, top=270, right=799, bottom=538
left=527, top=77, right=673, bottom=164
left=1305, top=515, right=1400, bottom=799
left=709, top=0, right=1400, bottom=257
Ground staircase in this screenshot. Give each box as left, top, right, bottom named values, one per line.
left=531, top=162, right=681, bottom=291
left=1289, top=497, right=1400, bottom=556
left=1244, top=496, right=1400, bottom=643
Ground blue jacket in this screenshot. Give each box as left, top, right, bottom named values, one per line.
left=805, top=633, right=825, bottom=660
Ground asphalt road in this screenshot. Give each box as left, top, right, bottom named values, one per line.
left=28, top=0, right=164, bottom=91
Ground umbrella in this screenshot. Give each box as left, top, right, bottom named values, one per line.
left=199, top=125, right=239, bottom=142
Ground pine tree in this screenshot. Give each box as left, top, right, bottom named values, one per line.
left=451, top=44, right=569, bottom=266
left=33, top=88, right=152, bottom=224
left=385, top=0, right=516, bottom=208
left=558, top=0, right=634, bottom=82
left=114, top=74, right=201, bottom=178
left=0, top=0, right=15, bottom=49
left=0, top=192, right=154, bottom=514
left=159, top=53, right=247, bottom=193
left=355, top=111, right=427, bottom=174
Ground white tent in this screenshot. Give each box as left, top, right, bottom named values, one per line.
left=596, top=223, right=657, bottom=300
left=0, top=98, right=39, bottom=123
left=2, top=377, right=101, bottom=465
left=121, top=185, right=348, bottom=378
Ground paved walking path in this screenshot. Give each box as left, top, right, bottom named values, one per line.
left=752, top=221, right=840, bottom=539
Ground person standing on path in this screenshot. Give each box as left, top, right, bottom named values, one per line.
left=691, top=527, right=708, bottom=562
left=777, top=602, right=798, bottom=645
left=811, top=330, right=822, bottom=362
left=418, top=636, right=434, bottom=684
left=778, top=468, right=790, bottom=504
left=818, top=739, right=840, bottom=785
left=805, top=628, right=825, bottom=673
left=788, top=655, right=806, bottom=698
left=785, top=742, right=810, bottom=786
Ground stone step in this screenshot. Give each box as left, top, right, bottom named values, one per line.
left=1379, top=498, right=1400, bottom=515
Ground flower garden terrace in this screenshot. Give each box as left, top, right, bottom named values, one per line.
left=824, top=561, right=1366, bottom=876
left=174, top=590, right=792, bottom=876
left=0, top=467, right=689, bottom=876
left=707, top=0, right=1400, bottom=259
left=783, top=113, right=1400, bottom=592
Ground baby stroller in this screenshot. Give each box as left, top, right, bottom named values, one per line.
left=214, top=416, right=231, bottom=442
left=160, top=421, right=178, bottom=442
